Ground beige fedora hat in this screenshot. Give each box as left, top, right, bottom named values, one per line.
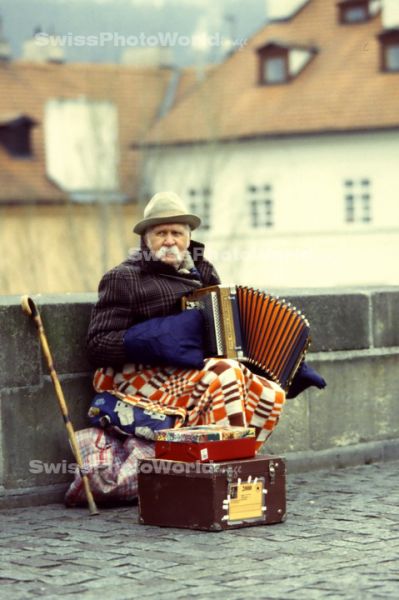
left=133, top=191, right=201, bottom=235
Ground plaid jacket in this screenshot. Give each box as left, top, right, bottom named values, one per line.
left=87, top=240, right=220, bottom=367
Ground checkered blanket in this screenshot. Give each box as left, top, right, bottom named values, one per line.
left=94, top=357, right=286, bottom=452
left=65, top=356, right=285, bottom=506
left=64, top=428, right=155, bottom=506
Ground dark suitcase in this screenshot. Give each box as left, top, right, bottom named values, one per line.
left=138, top=455, right=286, bottom=531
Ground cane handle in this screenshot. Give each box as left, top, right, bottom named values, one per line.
left=21, top=295, right=38, bottom=319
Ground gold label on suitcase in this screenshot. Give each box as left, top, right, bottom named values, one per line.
left=226, top=479, right=266, bottom=523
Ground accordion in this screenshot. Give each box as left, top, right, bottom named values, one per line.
left=182, top=285, right=311, bottom=391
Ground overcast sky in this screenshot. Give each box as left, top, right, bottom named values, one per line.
left=0, top=0, right=266, bottom=65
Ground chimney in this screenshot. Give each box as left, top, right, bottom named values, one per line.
left=121, top=46, right=173, bottom=68
left=382, top=0, right=399, bottom=29
left=266, top=0, right=309, bottom=21
left=46, top=35, right=65, bottom=64
left=0, top=17, right=12, bottom=62
left=22, top=27, right=65, bottom=63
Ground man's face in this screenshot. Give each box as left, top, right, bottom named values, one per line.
left=145, top=223, right=190, bottom=267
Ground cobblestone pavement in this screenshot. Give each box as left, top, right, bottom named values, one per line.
left=0, top=460, right=398, bottom=599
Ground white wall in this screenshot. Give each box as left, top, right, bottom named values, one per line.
left=144, top=131, right=399, bottom=288
left=266, top=0, right=309, bottom=21
left=45, top=98, right=119, bottom=193
left=289, top=49, right=312, bottom=76
left=382, top=0, right=399, bottom=28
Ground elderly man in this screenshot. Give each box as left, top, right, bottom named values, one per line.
left=87, top=191, right=286, bottom=451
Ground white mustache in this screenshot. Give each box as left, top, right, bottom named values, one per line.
left=154, top=245, right=184, bottom=262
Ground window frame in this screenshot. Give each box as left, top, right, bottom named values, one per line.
left=344, top=178, right=372, bottom=225
left=188, top=187, right=212, bottom=231
left=337, top=0, right=370, bottom=25
left=257, top=46, right=289, bottom=86
left=247, top=184, right=274, bottom=229
left=383, top=42, right=399, bottom=72
left=378, top=29, right=399, bottom=72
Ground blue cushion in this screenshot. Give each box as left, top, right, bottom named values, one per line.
left=123, top=309, right=205, bottom=370
left=88, top=392, right=176, bottom=440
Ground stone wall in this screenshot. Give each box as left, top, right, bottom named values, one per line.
left=266, top=288, right=399, bottom=469
left=0, top=294, right=95, bottom=507
left=1, top=288, right=398, bottom=507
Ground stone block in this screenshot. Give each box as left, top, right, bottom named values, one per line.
left=1, top=375, right=92, bottom=488
left=38, top=295, right=96, bottom=374
left=261, top=393, right=310, bottom=455
left=308, top=355, right=399, bottom=451
left=371, top=289, right=399, bottom=348
left=284, top=292, right=370, bottom=352
left=0, top=298, right=42, bottom=389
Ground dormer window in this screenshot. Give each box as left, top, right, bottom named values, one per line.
left=264, top=53, right=288, bottom=84
left=378, top=29, right=399, bottom=72
left=0, top=114, right=36, bottom=157
left=258, top=43, right=289, bottom=84
left=386, top=44, right=399, bottom=70
left=337, top=0, right=370, bottom=23
left=257, top=41, right=317, bottom=85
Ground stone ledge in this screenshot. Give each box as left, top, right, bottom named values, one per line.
left=284, top=438, right=399, bottom=473
left=0, top=483, right=68, bottom=510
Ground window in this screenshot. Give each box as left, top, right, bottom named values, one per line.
left=188, top=187, right=211, bottom=230
left=263, top=56, right=287, bottom=84
left=386, top=44, right=399, bottom=71
left=257, top=44, right=289, bottom=85
left=257, top=41, right=317, bottom=85
left=344, top=179, right=372, bottom=224
left=0, top=115, right=36, bottom=157
left=248, top=184, right=274, bottom=228
left=343, top=6, right=367, bottom=22
left=338, top=1, right=370, bottom=24
left=378, top=28, right=399, bottom=72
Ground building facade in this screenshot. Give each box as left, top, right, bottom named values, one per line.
left=146, top=130, right=399, bottom=288
left=143, top=0, right=399, bottom=289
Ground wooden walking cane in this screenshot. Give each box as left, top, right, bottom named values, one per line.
left=21, top=295, right=99, bottom=516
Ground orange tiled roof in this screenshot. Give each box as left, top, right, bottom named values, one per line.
left=174, top=65, right=216, bottom=103
left=145, top=0, right=399, bottom=145
left=0, top=145, right=65, bottom=203
left=0, top=61, right=173, bottom=203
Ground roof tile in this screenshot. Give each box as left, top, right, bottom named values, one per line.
left=145, top=0, right=399, bottom=145
left=0, top=61, right=172, bottom=202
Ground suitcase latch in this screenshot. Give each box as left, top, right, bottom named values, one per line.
left=225, top=466, right=234, bottom=483
left=269, top=461, right=276, bottom=484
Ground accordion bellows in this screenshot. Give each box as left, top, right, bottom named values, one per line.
left=183, top=285, right=311, bottom=391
